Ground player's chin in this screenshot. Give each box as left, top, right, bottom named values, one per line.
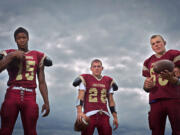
left=18, top=43, right=27, bottom=48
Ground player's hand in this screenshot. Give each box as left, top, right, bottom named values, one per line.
left=160, top=70, right=178, bottom=84
left=13, top=50, right=25, bottom=61
left=41, top=104, right=50, bottom=117
left=113, top=117, right=118, bottom=130
left=160, top=70, right=173, bottom=80
left=144, top=77, right=155, bottom=89
left=77, top=112, right=85, bottom=122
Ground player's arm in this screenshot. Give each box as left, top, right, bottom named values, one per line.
left=76, top=89, right=85, bottom=122
left=37, top=64, right=50, bottom=117
left=108, top=93, right=118, bottom=130
left=73, top=76, right=86, bottom=121
left=0, top=50, right=24, bottom=73
left=143, top=77, right=155, bottom=92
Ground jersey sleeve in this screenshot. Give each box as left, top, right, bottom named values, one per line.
left=37, top=51, right=46, bottom=68
left=142, top=58, right=150, bottom=77
left=0, top=49, right=14, bottom=56
left=79, top=74, right=86, bottom=86
left=0, top=50, right=7, bottom=56
left=109, top=87, right=114, bottom=94
left=77, top=82, right=86, bottom=91
left=171, top=50, right=180, bottom=67
left=107, top=76, right=115, bottom=93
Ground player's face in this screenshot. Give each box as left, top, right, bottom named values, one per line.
left=150, top=36, right=166, bottom=56
left=91, top=62, right=103, bottom=77
left=15, top=32, right=29, bottom=52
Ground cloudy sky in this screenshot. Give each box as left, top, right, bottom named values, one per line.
left=0, top=0, right=180, bottom=135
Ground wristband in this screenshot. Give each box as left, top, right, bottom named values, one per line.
left=110, top=106, right=117, bottom=114
left=76, top=99, right=84, bottom=107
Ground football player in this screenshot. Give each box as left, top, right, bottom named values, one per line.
left=0, top=27, right=51, bottom=135
left=73, top=59, right=118, bottom=135
left=142, top=35, right=180, bottom=135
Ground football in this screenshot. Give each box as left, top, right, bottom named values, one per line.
left=74, top=115, right=90, bottom=132
left=153, top=59, right=174, bottom=74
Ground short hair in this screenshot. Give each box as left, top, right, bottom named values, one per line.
left=150, top=35, right=165, bottom=42
left=14, top=27, right=29, bottom=40
left=91, top=59, right=102, bottom=67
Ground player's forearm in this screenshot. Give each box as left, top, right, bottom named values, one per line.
left=109, top=99, right=115, bottom=106
left=0, top=53, right=15, bottom=72
left=112, top=112, right=118, bottom=119
left=108, top=93, right=115, bottom=107
left=38, top=65, right=49, bottom=105
left=76, top=105, right=83, bottom=113
left=76, top=90, right=85, bottom=113
left=143, top=85, right=151, bottom=92
left=39, top=83, right=49, bottom=105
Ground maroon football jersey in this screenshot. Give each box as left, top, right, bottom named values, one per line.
left=1, top=49, right=45, bottom=89
left=142, top=50, right=180, bottom=102
left=80, top=74, right=113, bottom=113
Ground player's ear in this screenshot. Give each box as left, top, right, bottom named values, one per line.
left=14, top=38, right=17, bottom=43
left=102, top=66, right=104, bottom=70
left=164, top=41, right=166, bottom=46
left=90, top=66, right=92, bottom=71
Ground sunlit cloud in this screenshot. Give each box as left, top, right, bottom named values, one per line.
left=75, top=35, right=83, bottom=42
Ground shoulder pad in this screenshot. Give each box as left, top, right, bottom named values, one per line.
left=44, top=56, right=53, bottom=67
left=112, top=82, right=118, bottom=91
left=72, top=77, right=82, bottom=87
left=0, top=54, right=3, bottom=60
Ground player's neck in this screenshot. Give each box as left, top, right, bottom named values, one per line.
left=18, top=47, right=29, bottom=52
left=93, top=74, right=102, bottom=79
left=155, top=50, right=166, bottom=58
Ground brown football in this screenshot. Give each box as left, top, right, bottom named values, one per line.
left=74, top=115, right=90, bottom=132
left=153, top=59, right=174, bottom=74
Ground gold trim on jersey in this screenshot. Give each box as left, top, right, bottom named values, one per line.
left=39, top=55, right=46, bottom=68
left=1, top=51, right=7, bottom=56
left=92, top=75, right=103, bottom=81
left=110, top=80, right=114, bottom=87
left=25, top=56, right=33, bottom=59
left=79, top=75, right=86, bottom=86
left=173, top=55, right=180, bottom=64
left=143, top=65, right=149, bottom=71
left=92, top=83, right=105, bottom=88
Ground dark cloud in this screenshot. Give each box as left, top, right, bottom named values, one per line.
left=0, top=0, right=180, bottom=135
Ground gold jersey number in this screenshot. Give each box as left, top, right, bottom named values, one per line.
left=150, top=67, right=168, bottom=86
left=89, top=88, right=107, bottom=103
left=16, top=60, right=36, bottom=81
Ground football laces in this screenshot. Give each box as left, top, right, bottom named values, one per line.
left=82, top=118, right=88, bottom=125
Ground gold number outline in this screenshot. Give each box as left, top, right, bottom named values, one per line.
left=16, top=59, right=36, bottom=81
left=150, top=65, right=168, bottom=86
left=89, top=88, right=107, bottom=103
